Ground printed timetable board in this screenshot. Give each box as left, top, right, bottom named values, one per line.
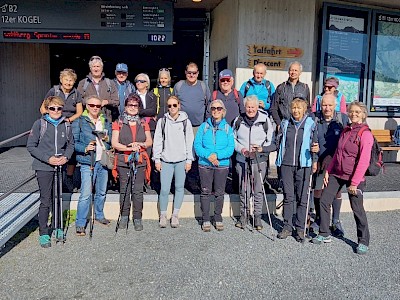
left=0, top=0, right=173, bottom=44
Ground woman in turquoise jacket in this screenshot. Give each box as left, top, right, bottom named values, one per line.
left=194, top=99, right=235, bottom=232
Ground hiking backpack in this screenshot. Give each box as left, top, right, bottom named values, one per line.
left=356, top=126, right=384, bottom=176
left=393, top=125, right=400, bottom=146
left=212, top=89, right=240, bottom=105
left=39, top=119, right=71, bottom=143
left=243, top=80, right=272, bottom=104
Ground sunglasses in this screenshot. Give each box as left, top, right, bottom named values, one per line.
left=220, top=78, right=230, bottom=83
left=89, top=55, right=102, bottom=62
left=324, top=86, right=335, bottom=90
left=186, top=71, right=198, bottom=75
left=159, top=68, right=170, bottom=72
left=48, top=106, right=63, bottom=112
left=168, top=104, right=178, bottom=108
left=126, top=104, right=139, bottom=108
left=135, top=79, right=146, bottom=84
left=211, top=107, right=223, bottom=112
left=87, top=103, right=102, bottom=108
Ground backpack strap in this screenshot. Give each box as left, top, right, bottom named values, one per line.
left=39, top=119, right=47, bottom=143
left=82, top=79, right=90, bottom=98
left=174, top=80, right=184, bottom=95
left=355, top=125, right=370, bottom=145
left=212, top=90, right=217, bottom=101
left=243, top=80, right=252, bottom=98
left=54, top=85, right=60, bottom=97
left=161, top=117, right=187, bottom=151
left=265, top=80, right=272, bottom=104
left=234, top=116, right=243, bottom=131
left=233, top=89, right=240, bottom=105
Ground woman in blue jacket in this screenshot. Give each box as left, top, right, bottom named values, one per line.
left=194, top=100, right=235, bottom=232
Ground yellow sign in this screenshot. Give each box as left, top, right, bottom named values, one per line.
left=247, top=58, right=286, bottom=70
left=248, top=44, right=303, bottom=58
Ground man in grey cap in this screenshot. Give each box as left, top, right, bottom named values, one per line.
left=210, top=69, right=245, bottom=126
left=114, top=63, right=135, bottom=116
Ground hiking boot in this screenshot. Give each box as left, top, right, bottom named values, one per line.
left=295, top=229, right=305, bottom=243
left=277, top=229, right=292, bottom=239
left=310, top=222, right=320, bottom=235
left=95, top=218, right=111, bottom=226
left=235, top=215, right=246, bottom=229
left=170, top=215, right=179, bottom=228
left=54, top=229, right=65, bottom=242
left=159, top=214, right=167, bottom=228
left=254, top=215, right=263, bottom=231
left=133, top=219, right=143, bottom=231
left=214, top=221, right=224, bottom=231
left=331, top=220, right=345, bottom=237
left=39, top=235, right=51, bottom=248
left=76, top=226, right=86, bottom=236
left=118, top=216, right=129, bottom=229
left=311, top=235, right=332, bottom=244
left=356, top=243, right=369, bottom=255
left=202, top=221, right=211, bottom=232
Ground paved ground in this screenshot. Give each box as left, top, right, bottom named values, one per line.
left=1, top=210, right=400, bottom=300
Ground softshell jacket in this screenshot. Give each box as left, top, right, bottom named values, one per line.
left=194, top=118, right=235, bottom=167
left=27, top=116, right=74, bottom=171
left=77, top=73, right=119, bottom=121
left=72, top=111, right=112, bottom=166
left=152, top=111, right=194, bottom=164
left=276, top=115, right=316, bottom=168
left=233, top=110, right=276, bottom=164
left=327, top=123, right=374, bottom=186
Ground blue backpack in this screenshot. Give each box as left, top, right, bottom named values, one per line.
left=393, top=125, right=400, bottom=146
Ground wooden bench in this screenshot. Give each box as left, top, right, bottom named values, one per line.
left=371, top=129, right=400, bottom=151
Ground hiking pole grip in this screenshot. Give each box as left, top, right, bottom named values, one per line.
left=90, top=150, right=95, bottom=170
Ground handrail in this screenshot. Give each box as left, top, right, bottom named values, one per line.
left=0, top=174, right=36, bottom=202
left=0, top=130, right=30, bottom=147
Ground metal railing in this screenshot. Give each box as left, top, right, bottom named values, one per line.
left=0, top=130, right=30, bottom=148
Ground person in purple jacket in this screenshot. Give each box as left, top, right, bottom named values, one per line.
left=312, top=101, right=374, bottom=255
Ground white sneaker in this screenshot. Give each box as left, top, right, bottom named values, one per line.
left=159, top=214, right=167, bottom=228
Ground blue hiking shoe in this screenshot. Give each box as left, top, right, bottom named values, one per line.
left=39, top=235, right=51, bottom=248
left=356, top=243, right=369, bottom=255
left=311, top=235, right=332, bottom=244
left=54, top=229, right=65, bottom=242
left=331, top=220, right=345, bottom=237
left=310, top=222, right=320, bottom=235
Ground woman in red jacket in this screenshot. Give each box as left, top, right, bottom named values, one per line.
left=312, top=101, right=373, bottom=255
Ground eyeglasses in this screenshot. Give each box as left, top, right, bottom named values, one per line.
left=168, top=104, right=178, bottom=108
left=135, top=79, right=146, bottom=84
left=126, top=104, right=139, bottom=108
left=186, top=71, right=198, bottom=75
left=211, top=107, right=223, bottom=112
left=48, top=106, right=63, bottom=112
left=220, top=78, right=230, bottom=83
left=324, top=86, right=335, bottom=90
left=87, top=103, right=102, bottom=108
left=89, top=55, right=102, bottom=62
left=159, top=68, right=170, bottom=72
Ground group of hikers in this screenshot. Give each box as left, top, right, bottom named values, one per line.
left=27, top=57, right=374, bottom=256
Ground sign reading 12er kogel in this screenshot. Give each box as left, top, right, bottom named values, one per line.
left=0, top=0, right=173, bottom=45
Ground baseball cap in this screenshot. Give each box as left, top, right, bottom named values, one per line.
left=219, top=69, right=233, bottom=80
left=116, top=63, right=128, bottom=73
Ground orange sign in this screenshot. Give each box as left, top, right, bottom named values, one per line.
left=247, top=58, right=286, bottom=70
left=248, top=44, right=303, bottom=58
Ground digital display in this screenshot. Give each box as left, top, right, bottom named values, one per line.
left=3, top=31, right=90, bottom=40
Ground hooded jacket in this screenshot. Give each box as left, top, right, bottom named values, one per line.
left=194, top=117, right=235, bottom=167
left=27, top=116, right=74, bottom=171
left=152, top=111, right=194, bottom=164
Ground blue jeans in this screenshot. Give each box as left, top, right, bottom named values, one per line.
left=159, top=161, right=186, bottom=213
left=76, top=162, right=108, bottom=227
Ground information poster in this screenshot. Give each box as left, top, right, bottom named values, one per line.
left=370, top=13, right=400, bottom=113
left=0, top=0, right=173, bottom=44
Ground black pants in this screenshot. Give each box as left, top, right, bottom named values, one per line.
left=281, top=165, right=311, bottom=231
left=320, top=175, right=369, bottom=246
left=36, top=170, right=55, bottom=236
left=199, top=165, right=229, bottom=222
left=118, top=165, right=145, bottom=219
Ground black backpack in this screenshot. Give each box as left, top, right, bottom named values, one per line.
left=356, top=126, right=384, bottom=176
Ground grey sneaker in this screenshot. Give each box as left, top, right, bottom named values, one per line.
left=118, top=216, right=129, bottom=229
left=159, top=214, right=167, bottom=228
left=170, top=215, right=179, bottom=228
left=202, top=221, right=211, bottom=232
left=133, top=219, right=143, bottom=231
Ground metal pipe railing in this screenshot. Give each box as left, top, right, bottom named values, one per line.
left=0, top=174, right=36, bottom=202
left=0, top=130, right=30, bottom=147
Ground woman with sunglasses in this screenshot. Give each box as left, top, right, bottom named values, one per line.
left=134, top=73, right=157, bottom=134
left=112, top=93, right=153, bottom=231
left=194, top=100, right=234, bottom=232
left=27, top=96, right=74, bottom=248
left=311, top=77, right=347, bottom=113
left=72, top=96, right=112, bottom=236
left=40, top=68, right=83, bottom=192
left=152, top=96, right=194, bottom=228
left=153, top=68, right=174, bottom=120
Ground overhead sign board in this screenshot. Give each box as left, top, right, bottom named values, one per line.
left=0, top=0, right=173, bottom=44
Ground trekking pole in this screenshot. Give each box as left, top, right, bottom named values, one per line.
left=89, top=149, right=95, bottom=239
left=53, top=165, right=59, bottom=241
left=248, top=161, right=255, bottom=231
left=242, top=160, right=248, bottom=229
left=304, top=170, right=314, bottom=238
left=255, top=152, right=275, bottom=240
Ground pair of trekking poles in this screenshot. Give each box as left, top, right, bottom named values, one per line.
left=240, top=152, right=275, bottom=240
left=53, top=162, right=65, bottom=244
